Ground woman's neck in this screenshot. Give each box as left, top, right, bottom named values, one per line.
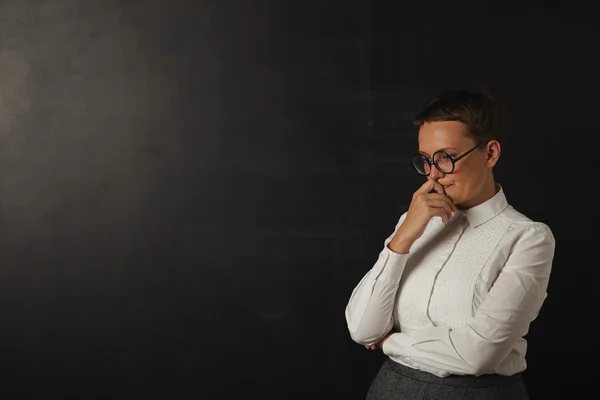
left=457, top=179, right=498, bottom=210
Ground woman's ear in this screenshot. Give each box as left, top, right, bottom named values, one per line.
left=486, top=140, right=501, bottom=167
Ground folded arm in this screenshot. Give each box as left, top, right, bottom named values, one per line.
left=345, top=214, right=408, bottom=345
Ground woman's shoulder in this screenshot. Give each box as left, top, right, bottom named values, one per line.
left=500, top=205, right=550, bottom=227
left=500, top=205, right=554, bottom=244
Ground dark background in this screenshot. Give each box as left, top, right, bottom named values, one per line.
left=0, top=0, right=597, bottom=398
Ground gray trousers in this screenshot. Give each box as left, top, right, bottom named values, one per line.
left=366, top=358, right=530, bottom=400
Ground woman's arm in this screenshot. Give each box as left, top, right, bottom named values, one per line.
left=345, top=213, right=409, bottom=345
left=381, top=223, right=555, bottom=376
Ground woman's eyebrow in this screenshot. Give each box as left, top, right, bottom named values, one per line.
left=419, top=147, right=458, bottom=157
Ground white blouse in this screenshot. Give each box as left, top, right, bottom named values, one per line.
left=345, top=186, right=555, bottom=378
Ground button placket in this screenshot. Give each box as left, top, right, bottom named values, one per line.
left=425, top=214, right=469, bottom=326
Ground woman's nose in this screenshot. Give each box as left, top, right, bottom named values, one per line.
left=429, top=164, right=445, bottom=180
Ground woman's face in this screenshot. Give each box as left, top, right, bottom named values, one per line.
left=417, top=121, right=498, bottom=209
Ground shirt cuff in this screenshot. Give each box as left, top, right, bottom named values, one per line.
left=382, top=332, right=416, bottom=357
left=372, top=246, right=408, bottom=283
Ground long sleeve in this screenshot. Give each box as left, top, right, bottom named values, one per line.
left=382, top=223, right=555, bottom=376
left=345, top=213, right=409, bottom=346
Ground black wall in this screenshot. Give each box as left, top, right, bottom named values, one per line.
left=0, top=1, right=596, bottom=398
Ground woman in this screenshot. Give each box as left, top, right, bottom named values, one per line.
left=345, top=89, right=555, bottom=399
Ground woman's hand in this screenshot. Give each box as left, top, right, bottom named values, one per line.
left=364, top=332, right=394, bottom=350
left=388, top=180, right=456, bottom=254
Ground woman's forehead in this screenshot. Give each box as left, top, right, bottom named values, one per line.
left=418, top=121, right=473, bottom=151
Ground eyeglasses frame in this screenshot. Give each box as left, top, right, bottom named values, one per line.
left=412, top=142, right=486, bottom=175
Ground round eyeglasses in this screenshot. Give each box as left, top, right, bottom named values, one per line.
left=412, top=142, right=485, bottom=175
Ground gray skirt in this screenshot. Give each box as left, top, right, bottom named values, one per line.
left=366, top=358, right=530, bottom=400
